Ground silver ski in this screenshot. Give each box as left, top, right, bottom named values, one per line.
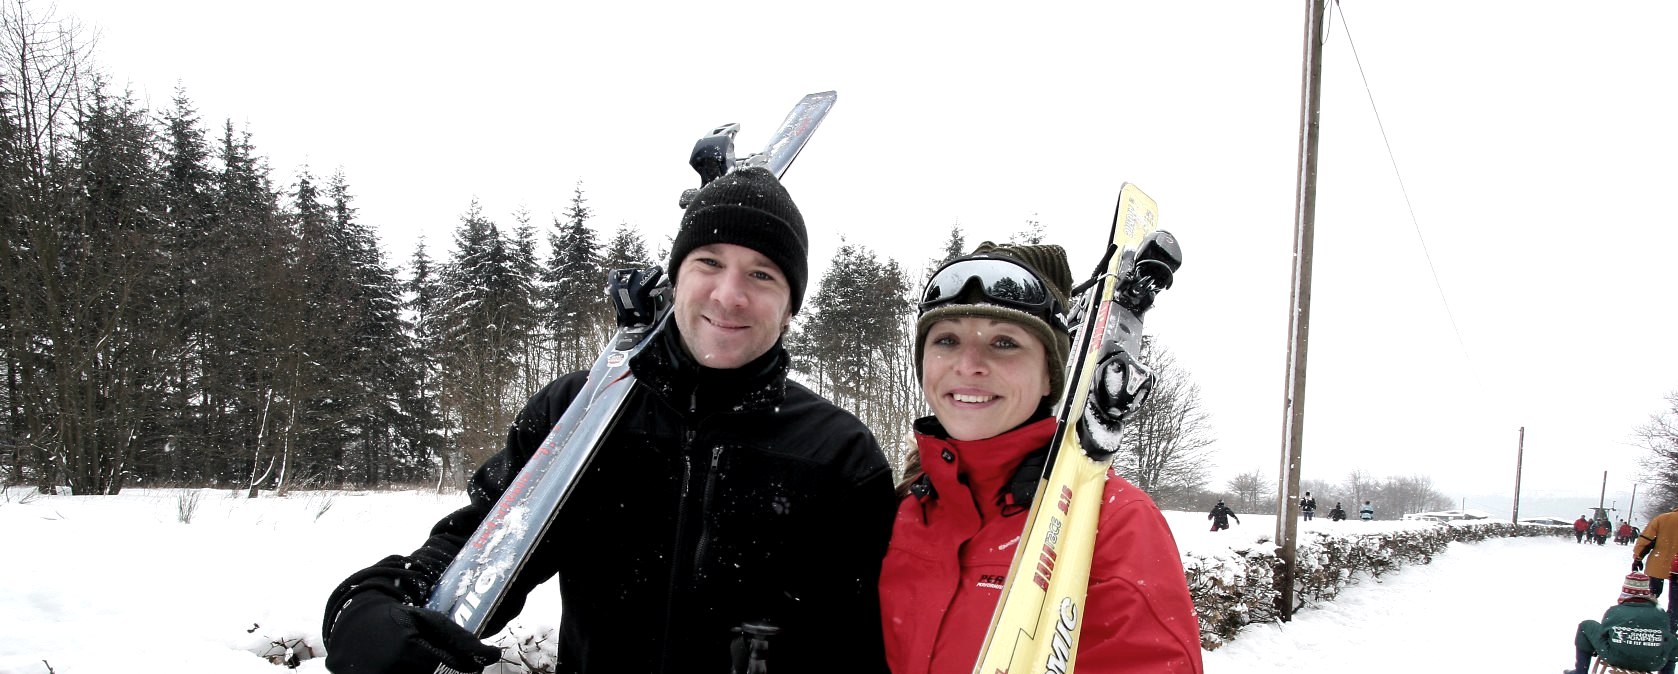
left=425, top=91, right=839, bottom=637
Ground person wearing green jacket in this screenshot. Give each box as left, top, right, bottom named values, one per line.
left=1566, top=572, right=1678, bottom=674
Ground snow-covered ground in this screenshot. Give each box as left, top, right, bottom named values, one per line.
left=0, top=488, right=1637, bottom=673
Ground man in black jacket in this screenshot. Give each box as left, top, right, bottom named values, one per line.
left=1208, top=500, right=1240, bottom=531
left=320, top=168, right=896, bottom=674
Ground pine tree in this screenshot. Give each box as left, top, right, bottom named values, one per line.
left=602, top=221, right=652, bottom=272
left=789, top=242, right=916, bottom=460
left=541, top=181, right=605, bottom=376
left=201, top=120, right=286, bottom=486
left=437, top=200, right=530, bottom=479
left=268, top=168, right=357, bottom=493
left=926, top=222, right=966, bottom=283
left=327, top=169, right=413, bottom=486
left=155, top=88, right=217, bottom=481
left=401, top=237, right=448, bottom=487
left=508, top=208, right=546, bottom=396
left=0, top=57, right=25, bottom=484
left=1011, top=215, right=1046, bottom=245
left=48, top=80, right=167, bottom=494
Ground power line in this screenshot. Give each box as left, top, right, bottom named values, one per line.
left=1332, top=1, right=1482, bottom=386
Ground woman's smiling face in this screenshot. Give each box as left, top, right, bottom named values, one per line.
left=920, top=316, right=1051, bottom=441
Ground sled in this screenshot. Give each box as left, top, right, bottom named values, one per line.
left=1593, top=656, right=1654, bottom=674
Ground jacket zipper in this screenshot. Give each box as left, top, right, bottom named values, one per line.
left=659, top=425, right=698, bottom=674
left=693, top=444, right=725, bottom=569
left=657, top=388, right=746, bottom=672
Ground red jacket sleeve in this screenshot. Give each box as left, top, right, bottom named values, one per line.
left=1076, top=474, right=1204, bottom=673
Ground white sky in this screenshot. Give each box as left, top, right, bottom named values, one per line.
left=45, top=0, right=1678, bottom=503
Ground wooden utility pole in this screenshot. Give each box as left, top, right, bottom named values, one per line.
left=1630, top=483, right=1639, bottom=523
left=1512, top=427, right=1525, bottom=524
left=1275, top=0, right=1329, bottom=623
left=1599, top=471, right=1608, bottom=511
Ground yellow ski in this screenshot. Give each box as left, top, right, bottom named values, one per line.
left=972, top=184, right=1179, bottom=674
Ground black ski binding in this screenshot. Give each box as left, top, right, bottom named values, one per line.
left=607, top=266, right=669, bottom=341
left=1074, top=229, right=1183, bottom=459
left=679, top=123, right=742, bottom=208
left=1118, top=231, right=1183, bottom=310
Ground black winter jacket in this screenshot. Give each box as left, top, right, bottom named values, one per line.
left=1207, top=503, right=1239, bottom=527
left=323, top=327, right=897, bottom=673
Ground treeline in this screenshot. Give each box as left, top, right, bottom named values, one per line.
left=0, top=1, right=1225, bottom=499
left=0, top=3, right=657, bottom=494
left=1219, top=469, right=1454, bottom=519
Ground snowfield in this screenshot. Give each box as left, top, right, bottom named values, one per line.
left=0, top=488, right=1640, bottom=673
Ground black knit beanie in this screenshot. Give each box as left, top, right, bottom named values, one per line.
left=667, top=167, right=809, bottom=314
left=915, top=241, right=1075, bottom=406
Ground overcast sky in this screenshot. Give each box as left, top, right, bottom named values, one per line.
left=47, top=0, right=1678, bottom=505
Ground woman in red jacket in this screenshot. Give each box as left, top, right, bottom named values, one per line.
left=879, top=243, right=1203, bottom=674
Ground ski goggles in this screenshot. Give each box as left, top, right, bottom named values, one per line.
left=919, top=256, right=1066, bottom=328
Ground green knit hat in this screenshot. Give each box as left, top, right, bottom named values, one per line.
left=915, top=241, right=1075, bottom=406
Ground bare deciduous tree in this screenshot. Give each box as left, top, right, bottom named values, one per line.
left=1, top=0, right=91, bottom=173
left=1342, top=469, right=1374, bottom=507
left=1111, top=338, right=1216, bottom=503
left=1635, top=392, right=1678, bottom=518
left=1376, top=474, right=1452, bottom=518
left=1225, top=469, right=1269, bottom=514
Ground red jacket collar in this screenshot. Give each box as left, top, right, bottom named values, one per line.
left=914, top=417, right=1057, bottom=517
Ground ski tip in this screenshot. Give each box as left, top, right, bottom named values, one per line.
left=1118, top=182, right=1154, bottom=202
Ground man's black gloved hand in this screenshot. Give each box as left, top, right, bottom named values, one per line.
left=325, top=581, right=502, bottom=674
left=1634, top=558, right=1644, bottom=572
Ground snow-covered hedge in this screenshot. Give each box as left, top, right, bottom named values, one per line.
left=1188, top=522, right=1566, bottom=649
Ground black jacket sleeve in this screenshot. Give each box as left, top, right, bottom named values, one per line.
left=802, top=425, right=896, bottom=674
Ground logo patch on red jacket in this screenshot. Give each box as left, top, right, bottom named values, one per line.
left=977, top=574, right=1006, bottom=590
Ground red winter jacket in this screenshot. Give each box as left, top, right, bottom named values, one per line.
left=879, top=417, right=1203, bottom=674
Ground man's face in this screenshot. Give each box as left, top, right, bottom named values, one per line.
left=673, top=243, right=793, bottom=370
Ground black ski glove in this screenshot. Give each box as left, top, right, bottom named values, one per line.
left=1634, top=558, right=1644, bottom=572
left=324, top=579, right=501, bottom=674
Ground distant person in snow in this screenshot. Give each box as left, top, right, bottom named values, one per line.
left=1359, top=500, right=1375, bottom=521
left=1622, top=521, right=1637, bottom=546
left=319, top=169, right=895, bottom=674
left=1329, top=502, right=1347, bottom=522
left=1577, top=515, right=1592, bottom=544
left=1209, top=500, right=1240, bottom=531
left=1563, top=571, right=1677, bottom=674
left=1599, top=521, right=1614, bottom=546
left=878, top=243, right=1203, bottom=673
left=1634, top=506, right=1678, bottom=674
left=1300, top=491, right=1317, bottom=521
